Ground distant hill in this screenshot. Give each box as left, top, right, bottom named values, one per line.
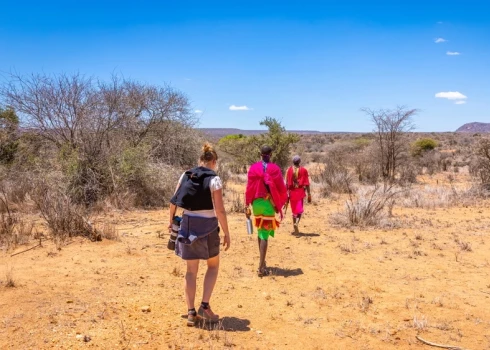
left=456, top=122, right=490, bottom=133
left=199, top=128, right=336, bottom=139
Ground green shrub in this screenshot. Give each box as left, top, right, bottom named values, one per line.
left=412, top=138, right=438, bottom=156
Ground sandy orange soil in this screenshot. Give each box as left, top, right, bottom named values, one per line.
left=1, top=174, right=490, bottom=349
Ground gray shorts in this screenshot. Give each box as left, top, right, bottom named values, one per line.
left=175, top=227, right=220, bottom=260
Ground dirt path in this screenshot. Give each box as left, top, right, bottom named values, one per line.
left=1, top=190, right=490, bottom=349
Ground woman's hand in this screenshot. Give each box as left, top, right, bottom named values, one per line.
left=222, top=234, right=231, bottom=251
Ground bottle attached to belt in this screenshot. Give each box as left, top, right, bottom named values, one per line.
left=167, top=216, right=181, bottom=250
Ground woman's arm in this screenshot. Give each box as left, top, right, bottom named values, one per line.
left=168, top=173, right=184, bottom=232
left=168, top=202, right=177, bottom=231
left=212, top=188, right=231, bottom=251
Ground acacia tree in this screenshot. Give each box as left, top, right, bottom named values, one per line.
left=257, top=117, right=300, bottom=171
left=0, top=72, right=198, bottom=205
left=218, top=117, right=299, bottom=172
left=0, top=106, right=19, bottom=164
left=472, top=138, right=490, bottom=189
left=362, top=106, right=417, bottom=183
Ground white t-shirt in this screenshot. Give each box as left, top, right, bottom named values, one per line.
left=176, top=172, right=223, bottom=218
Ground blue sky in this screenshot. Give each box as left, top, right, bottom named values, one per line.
left=1, top=0, right=489, bottom=132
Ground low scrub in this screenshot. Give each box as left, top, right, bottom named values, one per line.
left=226, top=189, right=246, bottom=214
left=331, top=184, right=403, bottom=227
left=312, top=159, right=355, bottom=197
left=33, top=181, right=98, bottom=243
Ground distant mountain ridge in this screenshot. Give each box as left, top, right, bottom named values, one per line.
left=456, top=122, right=490, bottom=133
left=199, top=128, right=341, bottom=138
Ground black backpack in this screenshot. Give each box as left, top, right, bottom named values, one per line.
left=170, top=166, right=217, bottom=211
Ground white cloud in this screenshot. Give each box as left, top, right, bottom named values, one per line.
left=455, top=101, right=467, bottom=105
left=194, top=109, right=203, bottom=113
left=435, top=91, right=467, bottom=100
left=447, top=51, right=461, bottom=56
left=229, top=105, right=252, bottom=111
left=435, top=38, right=447, bottom=43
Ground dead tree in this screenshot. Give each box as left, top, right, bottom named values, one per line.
left=362, top=106, right=417, bottom=183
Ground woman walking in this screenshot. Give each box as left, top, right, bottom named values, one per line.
left=169, top=143, right=231, bottom=326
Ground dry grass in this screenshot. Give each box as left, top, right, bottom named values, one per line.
left=99, top=223, right=120, bottom=241
left=4, top=265, right=15, bottom=288
left=413, top=315, right=429, bottom=331
left=311, top=161, right=355, bottom=197
left=226, top=189, right=246, bottom=214
left=331, top=184, right=403, bottom=227
left=0, top=211, right=17, bottom=250
left=34, top=187, right=98, bottom=243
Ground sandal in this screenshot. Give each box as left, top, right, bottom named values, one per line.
left=257, top=268, right=270, bottom=277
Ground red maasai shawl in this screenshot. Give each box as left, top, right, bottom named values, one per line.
left=286, top=166, right=310, bottom=190
left=245, top=161, right=288, bottom=219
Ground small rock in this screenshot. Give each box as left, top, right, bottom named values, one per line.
left=256, top=330, right=262, bottom=335
left=237, top=304, right=242, bottom=308
left=141, top=306, right=151, bottom=313
left=76, top=334, right=84, bottom=341
left=83, top=335, right=91, bottom=342
left=66, top=300, right=74, bottom=304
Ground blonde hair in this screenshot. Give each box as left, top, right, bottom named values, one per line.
left=200, top=143, right=218, bottom=163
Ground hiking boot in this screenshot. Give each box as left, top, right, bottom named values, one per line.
left=187, top=311, right=197, bottom=327
left=197, top=305, right=219, bottom=323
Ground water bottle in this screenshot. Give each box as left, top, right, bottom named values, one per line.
left=246, top=217, right=253, bottom=235
left=167, top=216, right=181, bottom=250
left=245, top=207, right=253, bottom=235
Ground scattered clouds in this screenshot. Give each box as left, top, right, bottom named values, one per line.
left=194, top=109, right=203, bottom=113
left=436, top=91, right=468, bottom=104
left=435, top=38, right=447, bottom=43
left=435, top=91, right=467, bottom=100
left=446, top=51, right=461, bottom=56
left=229, top=105, right=252, bottom=111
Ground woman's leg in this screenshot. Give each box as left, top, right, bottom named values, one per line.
left=185, top=260, right=200, bottom=310
left=202, top=254, right=220, bottom=303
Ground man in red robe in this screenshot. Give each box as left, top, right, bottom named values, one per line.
left=285, top=155, right=311, bottom=234
left=245, top=145, right=288, bottom=276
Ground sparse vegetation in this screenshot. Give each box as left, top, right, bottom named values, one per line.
left=412, top=138, right=438, bottom=156
left=218, top=117, right=299, bottom=171
left=2, top=78, right=490, bottom=350
left=4, top=265, right=15, bottom=288
left=332, top=183, right=404, bottom=227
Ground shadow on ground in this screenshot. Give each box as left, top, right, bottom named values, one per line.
left=180, top=316, right=251, bottom=332
left=291, top=232, right=320, bottom=237
left=269, top=267, right=304, bottom=278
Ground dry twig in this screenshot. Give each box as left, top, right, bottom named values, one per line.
left=416, top=335, right=465, bottom=350
left=10, top=238, right=44, bottom=257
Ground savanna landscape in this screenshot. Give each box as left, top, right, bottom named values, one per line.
left=1, top=73, right=490, bottom=350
